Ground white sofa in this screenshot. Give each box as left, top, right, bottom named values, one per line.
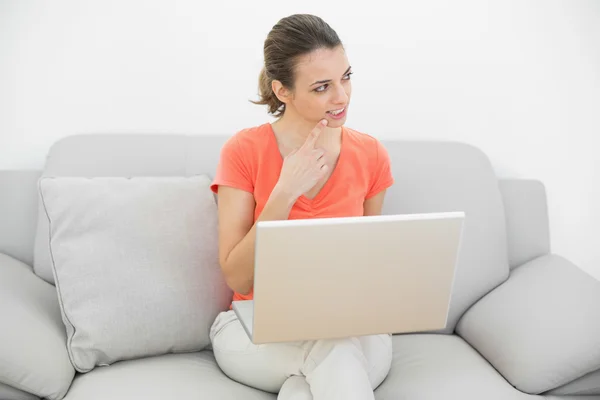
left=1, top=133, right=600, bottom=399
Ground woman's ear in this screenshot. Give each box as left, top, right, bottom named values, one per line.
left=272, top=80, right=292, bottom=104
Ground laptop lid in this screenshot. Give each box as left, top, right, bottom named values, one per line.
left=250, top=212, right=464, bottom=344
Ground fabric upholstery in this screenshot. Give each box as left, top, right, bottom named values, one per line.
left=0, top=382, right=39, bottom=400
left=62, top=351, right=274, bottom=400
left=33, top=134, right=226, bottom=284
left=498, top=179, right=551, bottom=269
left=0, top=252, right=74, bottom=399
left=456, top=254, right=600, bottom=394
left=0, top=170, right=41, bottom=267
left=374, top=334, right=532, bottom=399
left=546, top=368, right=600, bottom=396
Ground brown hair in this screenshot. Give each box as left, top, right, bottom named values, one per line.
left=251, top=14, right=343, bottom=117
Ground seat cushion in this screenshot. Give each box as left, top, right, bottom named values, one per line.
left=62, top=351, right=274, bottom=400
left=374, top=334, right=533, bottom=400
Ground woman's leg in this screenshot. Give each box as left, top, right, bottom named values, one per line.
left=301, top=337, right=372, bottom=399
left=299, top=334, right=392, bottom=400
left=211, top=310, right=393, bottom=399
left=210, top=310, right=306, bottom=393
left=358, top=334, right=393, bottom=389
left=278, top=375, right=313, bottom=400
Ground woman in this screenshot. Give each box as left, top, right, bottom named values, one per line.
left=209, top=14, right=394, bottom=400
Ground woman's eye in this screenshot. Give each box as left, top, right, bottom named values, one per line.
left=314, top=73, right=352, bottom=93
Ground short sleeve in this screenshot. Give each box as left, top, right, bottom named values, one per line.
left=210, top=135, right=254, bottom=194
left=366, top=139, right=394, bottom=199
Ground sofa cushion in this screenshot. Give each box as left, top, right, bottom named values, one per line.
left=0, top=252, right=74, bottom=400
left=546, top=368, right=600, bottom=396
left=33, top=134, right=227, bottom=284
left=374, top=334, right=529, bottom=400
left=62, top=351, right=274, bottom=400
left=0, top=382, right=39, bottom=400
left=456, top=254, right=600, bottom=394
left=38, top=175, right=231, bottom=372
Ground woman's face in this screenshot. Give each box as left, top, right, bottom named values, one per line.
left=276, top=45, right=352, bottom=128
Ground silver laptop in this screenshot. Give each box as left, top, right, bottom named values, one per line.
left=232, top=211, right=465, bottom=344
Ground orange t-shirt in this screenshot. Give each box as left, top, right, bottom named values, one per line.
left=210, top=122, right=394, bottom=303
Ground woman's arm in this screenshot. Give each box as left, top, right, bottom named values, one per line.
left=216, top=185, right=296, bottom=295
left=363, top=190, right=388, bottom=216
left=220, top=186, right=388, bottom=293
left=216, top=120, right=331, bottom=295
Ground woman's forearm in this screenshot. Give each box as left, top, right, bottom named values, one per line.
left=222, top=184, right=297, bottom=295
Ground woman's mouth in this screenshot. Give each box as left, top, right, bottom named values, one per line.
left=326, top=107, right=347, bottom=120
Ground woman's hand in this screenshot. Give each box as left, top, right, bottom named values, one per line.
left=275, top=119, right=329, bottom=200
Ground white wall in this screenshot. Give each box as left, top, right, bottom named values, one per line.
left=1, top=1, right=599, bottom=278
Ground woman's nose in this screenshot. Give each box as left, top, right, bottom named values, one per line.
left=333, top=85, right=349, bottom=104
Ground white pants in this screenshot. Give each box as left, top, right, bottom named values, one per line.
left=209, top=310, right=393, bottom=400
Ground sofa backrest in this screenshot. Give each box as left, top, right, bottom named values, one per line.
left=33, top=133, right=509, bottom=333
left=0, top=170, right=41, bottom=267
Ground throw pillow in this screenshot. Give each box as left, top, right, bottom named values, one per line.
left=38, top=175, right=230, bottom=372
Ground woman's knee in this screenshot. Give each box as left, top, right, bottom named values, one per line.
left=279, top=375, right=313, bottom=400
left=358, top=334, right=393, bottom=389
left=302, top=337, right=368, bottom=376
left=307, top=335, right=391, bottom=390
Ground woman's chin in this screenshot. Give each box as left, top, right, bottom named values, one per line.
left=324, top=115, right=347, bottom=127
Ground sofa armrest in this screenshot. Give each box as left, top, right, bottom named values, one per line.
left=0, top=253, right=74, bottom=400
left=456, top=254, right=600, bottom=394
left=498, top=179, right=551, bottom=269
